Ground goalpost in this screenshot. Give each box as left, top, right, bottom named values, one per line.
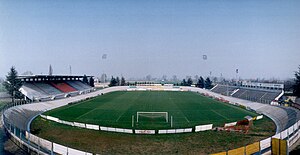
left=136, top=112, right=168, bottom=123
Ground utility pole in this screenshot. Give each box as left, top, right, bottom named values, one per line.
left=49, top=64, right=53, bottom=75
left=69, top=65, right=72, bottom=75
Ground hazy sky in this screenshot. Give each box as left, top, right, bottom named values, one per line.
left=1, top=0, right=299, bottom=80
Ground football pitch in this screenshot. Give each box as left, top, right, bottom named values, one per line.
left=45, top=91, right=258, bottom=129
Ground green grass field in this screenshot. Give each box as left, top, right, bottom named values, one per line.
left=31, top=114, right=275, bottom=154
left=45, top=91, right=258, bottom=129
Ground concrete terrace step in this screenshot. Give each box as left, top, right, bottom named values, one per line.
left=3, top=86, right=300, bottom=134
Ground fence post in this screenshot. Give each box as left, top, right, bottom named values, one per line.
left=51, top=142, right=54, bottom=155
left=13, top=125, right=16, bottom=135
left=287, top=129, right=290, bottom=144
left=28, top=133, right=31, bottom=153
left=38, top=138, right=40, bottom=155
left=19, top=129, right=22, bottom=149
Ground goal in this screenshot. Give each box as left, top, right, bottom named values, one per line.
left=136, top=112, right=168, bottom=123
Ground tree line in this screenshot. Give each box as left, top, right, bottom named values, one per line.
left=107, top=75, right=213, bottom=89
left=3, top=66, right=23, bottom=102
left=109, top=76, right=126, bottom=87
left=82, top=74, right=94, bottom=87
left=294, top=65, right=300, bottom=97
left=181, top=76, right=213, bottom=89
left=2, top=65, right=300, bottom=104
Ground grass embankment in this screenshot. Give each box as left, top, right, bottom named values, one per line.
left=31, top=116, right=275, bottom=154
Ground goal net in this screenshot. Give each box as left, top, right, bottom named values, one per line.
left=137, top=112, right=168, bottom=123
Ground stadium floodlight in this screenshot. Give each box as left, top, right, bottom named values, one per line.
left=102, top=54, right=107, bottom=59
left=137, top=112, right=168, bottom=123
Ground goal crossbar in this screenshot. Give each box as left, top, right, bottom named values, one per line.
left=136, top=112, right=168, bottom=123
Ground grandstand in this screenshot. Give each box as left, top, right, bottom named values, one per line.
left=1, top=77, right=298, bottom=155
left=50, top=82, right=77, bottom=93
left=2, top=86, right=300, bottom=155
left=210, top=85, right=237, bottom=96
left=18, top=75, right=94, bottom=101
left=231, top=88, right=282, bottom=104
left=66, top=80, right=93, bottom=91
left=34, top=82, right=62, bottom=95
left=211, top=82, right=284, bottom=104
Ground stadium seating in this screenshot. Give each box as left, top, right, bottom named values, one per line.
left=257, top=105, right=300, bottom=130
left=263, top=92, right=282, bottom=101
left=19, top=80, right=93, bottom=101
left=66, top=81, right=92, bottom=91
left=231, top=89, right=247, bottom=98
left=212, top=85, right=282, bottom=104
left=211, top=85, right=237, bottom=96
left=33, top=82, right=62, bottom=95
left=50, top=82, right=77, bottom=93
left=5, top=86, right=300, bottom=134
left=234, top=88, right=281, bottom=104
left=19, top=83, right=54, bottom=100
left=73, top=81, right=92, bottom=89
left=3, top=86, right=300, bottom=155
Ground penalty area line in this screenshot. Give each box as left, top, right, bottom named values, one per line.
left=184, top=116, right=190, bottom=123
left=211, top=109, right=230, bottom=120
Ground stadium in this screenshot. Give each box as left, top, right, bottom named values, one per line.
left=1, top=1, right=300, bottom=155
left=1, top=75, right=300, bottom=154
